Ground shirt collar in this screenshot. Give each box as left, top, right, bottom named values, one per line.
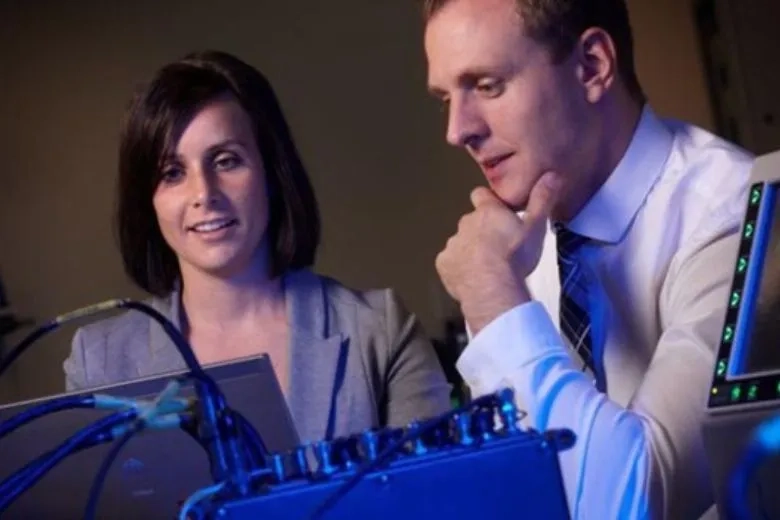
left=565, top=105, right=674, bottom=244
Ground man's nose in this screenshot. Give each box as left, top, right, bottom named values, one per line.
left=446, top=97, right=488, bottom=149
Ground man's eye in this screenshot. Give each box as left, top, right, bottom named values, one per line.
left=476, top=80, right=504, bottom=98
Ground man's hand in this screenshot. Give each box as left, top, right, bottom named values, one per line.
left=436, top=171, right=561, bottom=334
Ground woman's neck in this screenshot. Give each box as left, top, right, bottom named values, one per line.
left=179, top=262, right=286, bottom=334
left=178, top=263, right=291, bottom=385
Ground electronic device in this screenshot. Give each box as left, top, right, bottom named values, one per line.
left=0, top=354, right=299, bottom=519
left=702, top=149, right=780, bottom=518
left=189, top=390, right=574, bottom=520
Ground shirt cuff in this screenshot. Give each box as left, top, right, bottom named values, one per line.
left=456, top=301, right=566, bottom=395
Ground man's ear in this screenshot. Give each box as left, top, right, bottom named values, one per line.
left=574, top=27, right=617, bottom=104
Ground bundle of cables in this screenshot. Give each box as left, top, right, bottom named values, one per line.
left=0, top=298, right=269, bottom=519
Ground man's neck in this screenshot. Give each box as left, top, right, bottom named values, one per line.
left=598, top=95, right=644, bottom=185
left=558, top=95, right=644, bottom=223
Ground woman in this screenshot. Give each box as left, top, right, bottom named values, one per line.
left=63, top=50, right=451, bottom=443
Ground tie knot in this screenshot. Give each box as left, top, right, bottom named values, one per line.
left=554, top=223, right=588, bottom=256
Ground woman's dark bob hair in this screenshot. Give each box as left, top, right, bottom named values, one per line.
left=116, top=50, right=320, bottom=296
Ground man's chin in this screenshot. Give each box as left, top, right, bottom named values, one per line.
left=490, top=186, right=528, bottom=212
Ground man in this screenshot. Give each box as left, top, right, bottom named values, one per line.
left=423, top=0, right=754, bottom=518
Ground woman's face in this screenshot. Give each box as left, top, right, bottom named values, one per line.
left=152, top=95, right=271, bottom=281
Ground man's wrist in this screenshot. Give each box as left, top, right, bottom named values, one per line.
left=462, top=283, right=531, bottom=334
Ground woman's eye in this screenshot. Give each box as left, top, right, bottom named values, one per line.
left=160, top=166, right=183, bottom=183
left=214, top=153, right=242, bottom=171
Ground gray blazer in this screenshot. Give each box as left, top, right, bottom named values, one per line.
left=63, top=269, right=452, bottom=443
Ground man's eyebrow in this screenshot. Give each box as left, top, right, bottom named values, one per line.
left=427, top=84, right=447, bottom=97
left=428, top=67, right=503, bottom=97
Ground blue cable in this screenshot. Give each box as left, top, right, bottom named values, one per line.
left=82, top=380, right=192, bottom=519
left=0, top=394, right=96, bottom=440
left=234, top=410, right=268, bottom=464
left=0, top=390, right=260, bottom=517
left=178, top=481, right=226, bottom=520
left=0, top=378, right=192, bottom=515
left=0, top=391, right=183, bottom=441
left=0, top=298, right=259, bottom=507
left=83, top=428, right=140, bottom=520
left=84, top=412, right=191, bottom=520
left=0, top=321, right=57, bottom=378
left=0, top=409, right=136, bottom=513
left=0, top=409, right=134, bottom=500
left=0, top=414, right=121, bottom=497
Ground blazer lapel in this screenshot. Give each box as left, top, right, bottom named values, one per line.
left=284, top=269, right=346, bottom=443
left=146, top=292, right=188, bottom=375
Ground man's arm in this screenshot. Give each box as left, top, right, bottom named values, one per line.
left=457, top=228, right=739, bottom=519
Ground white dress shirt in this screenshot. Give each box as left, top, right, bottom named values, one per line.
left=457, top=106, right=755, bottom=519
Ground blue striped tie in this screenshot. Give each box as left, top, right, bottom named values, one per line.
left=555, top=224, right=603, bottom=391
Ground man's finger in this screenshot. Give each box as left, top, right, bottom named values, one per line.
left=470, top=186, right=503, bottom=209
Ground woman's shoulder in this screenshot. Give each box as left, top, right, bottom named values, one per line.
left=73, top=295, right=172, bottom=345
left=312, top=272, right=410, bottom=321
left=64, top=294, right=174, bottom=391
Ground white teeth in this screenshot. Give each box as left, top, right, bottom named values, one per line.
left=192, top=219, right=234, bottom=232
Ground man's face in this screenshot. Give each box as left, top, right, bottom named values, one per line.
left=425, top=0, right=596, bottom=214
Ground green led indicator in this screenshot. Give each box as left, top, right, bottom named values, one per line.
left=748, top=385, right=758, bottom=400
left=731, top=385, right=742, bottom=401
left=716, top=359, right=727, bottom=376
left=737, top=256, right=748, bottom=274
left=723, top=325, right=734, bottom=343
left=730, top=291, right=741, bottom=308
left=744, top=222, right=755, bottom=239
left=776, top=381, right=780, bottom=394
left=751, top=187, right=762, bottom=205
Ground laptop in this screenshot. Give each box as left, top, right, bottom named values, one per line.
left=0, top=354, right=300, bottom=519
left=702, top=149, right=780, bottom=518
